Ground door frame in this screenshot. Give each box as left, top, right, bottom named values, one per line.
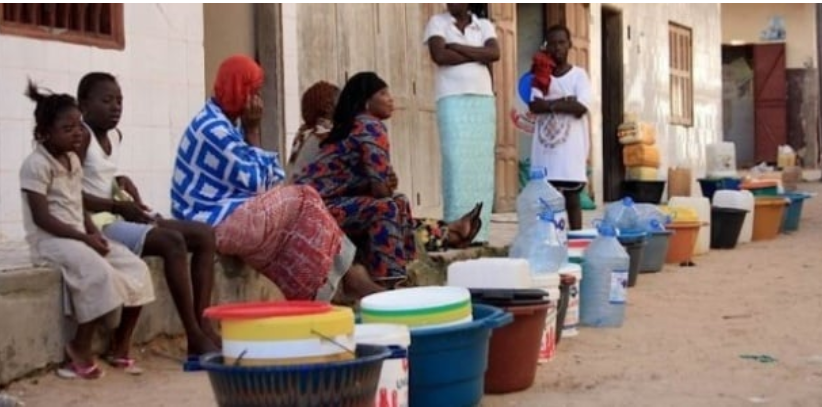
left=601, top=6, right=625, bottom=202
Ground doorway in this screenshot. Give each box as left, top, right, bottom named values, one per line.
left=601, top=7, right=624, bottom=202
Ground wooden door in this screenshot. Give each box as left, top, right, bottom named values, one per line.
left=408, top=3, right=443, bottom=218
left=601, top=8, right=625, bottom=202
left=489, top=3, right=518, bottom=213
left=336, top=4, right=378, bottom=84
left=296, top=4, right=339, bottom=91
left=753, top=43, right=787, bottom=163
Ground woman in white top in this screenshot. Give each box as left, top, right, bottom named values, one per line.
left=424, top=3, right=499, bottom=244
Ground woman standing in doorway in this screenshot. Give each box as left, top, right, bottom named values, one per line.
left=424, top=3, right=500, bottom=244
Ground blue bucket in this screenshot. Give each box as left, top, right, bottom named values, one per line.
left=781, top=192, right=812, bottom=233
left=408, top=304, right=513, bottom=407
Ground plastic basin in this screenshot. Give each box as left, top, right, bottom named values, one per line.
left=665, top=222, right=700, bottom=264
left=408, top=304, right=513, bottom=407
left=621, top=181, right=666, bottom=204
left=639, top=230, right=673, bottom=273
left=752, top=198, right=788, bottom=241
left=781, top=192, right=811, bottom=233
left=698, top=178, right=742, bottom=201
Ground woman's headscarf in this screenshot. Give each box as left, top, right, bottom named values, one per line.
left=325, top=72, right=387, bottom=146
left=213, top=55, right=264, bottom=118
left=289, top=81, right=340, bottom=164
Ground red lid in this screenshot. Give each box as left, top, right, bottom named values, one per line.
left=204, top=301, right=332, bottom=320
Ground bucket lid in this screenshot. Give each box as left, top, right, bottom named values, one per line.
left=711, top=206, right=748, bottom=214
left=559, top=263, right=582, bottom=278
left=204, top=301, right=332, bottom=320
left=470, top=288, right=550, bottom=307
left=531, top=272, right=560, bottom=288
left=354, top=323, right=411, bottom=347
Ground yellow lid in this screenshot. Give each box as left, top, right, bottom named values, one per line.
left=660, top=205, right=699, bottom=223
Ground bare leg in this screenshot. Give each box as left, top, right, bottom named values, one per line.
left=109, top=307, right=142, bottom=359
left=143, top=225, right=218, bottom=355
left=66, top=320, right=97, bottom=366
left=565, top=190, right=583, bottom=231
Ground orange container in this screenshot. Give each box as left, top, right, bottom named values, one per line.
left=752, top=198, right=788, bottom=241
left=665, top=222, right=701, bottom=264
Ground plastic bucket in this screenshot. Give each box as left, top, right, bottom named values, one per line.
left=354, top=324, right=411, bottom=407
left=710, top=207, right=747, bottom=249
left=531, top=274, right=561, bottom=363
left=621, top=180, right=666, bottom=204
left=665, top=222, right=700, bottom=264
left=639, top=230, right=672, bottom=273
left=559, top=264, right=582, bottom=337
left=752, top=198, right=788, bottom=241
left=482, top=302, right=550, bottom=394
left=617, top=232, right=647, bottom=287
left=781, top=193, right=811, bottom=233
left=698, top=178, right=741, bottom=201
left=408, top=304, right=513, bottom=407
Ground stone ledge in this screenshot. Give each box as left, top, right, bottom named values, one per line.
left=0, top=255, right=284, bottom=385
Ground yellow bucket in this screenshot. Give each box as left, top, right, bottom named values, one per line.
left=205, top=301, right=355, bottom=366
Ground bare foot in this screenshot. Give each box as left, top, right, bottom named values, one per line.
left=200, top=320, right=222, bottom=348
left=187, top=333, right=220, bottom=356
left=342, top=264, right=385, bottom=299
left=447, top=203, right=483, bottom=248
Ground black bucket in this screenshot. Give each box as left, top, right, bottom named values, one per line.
left=618, top=233, right=648, bottom=288
left=710, top=207, right=748, bottom=249
left=621, top=181, right=666, bottom=204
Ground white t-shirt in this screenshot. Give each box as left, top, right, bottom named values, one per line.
left=530, top=66, right=592, bottom=183
left=423, top=13, right=497, bottom=100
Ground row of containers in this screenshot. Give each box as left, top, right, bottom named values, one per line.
left=182, top=185, right=812, bottom=407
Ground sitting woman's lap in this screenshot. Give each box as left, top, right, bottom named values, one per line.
left=326, top=194, right=416, bottom=282
left=214, top=185, right=344, bottom=300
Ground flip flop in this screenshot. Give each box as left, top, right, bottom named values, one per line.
left=105, top=355, right=144, bottom=376
left=56, top=362, right=105, bottom=380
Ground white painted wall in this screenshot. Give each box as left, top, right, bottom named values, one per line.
left=281, top=3, right=301, bottom=160
left=0, top=3, right=205, bottom=241
left=588, top=3, right=724, bottom=203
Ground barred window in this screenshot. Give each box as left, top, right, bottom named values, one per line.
left=669, top=22, right=693, bottom=126
left=0, top=3, right=124, bottom=50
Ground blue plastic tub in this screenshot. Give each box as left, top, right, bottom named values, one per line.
left=408, top=304, right=513, bottom=407
left=781, top=192, right=812, bottom=233
left=699, top=178, right=742, bottom=201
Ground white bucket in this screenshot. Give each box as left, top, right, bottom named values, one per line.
left=532, top=273, right=560, bottom=363
left=559, top=263, right=582, bottom=338
left=354, top=324, right=411, bottom=407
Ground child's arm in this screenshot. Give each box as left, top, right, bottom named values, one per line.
left=24, top=191, right=89, bottom=242
left=530, top=96, right=587, bottom=118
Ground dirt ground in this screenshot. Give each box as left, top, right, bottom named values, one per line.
left=5, top=183, right=822, bottom=407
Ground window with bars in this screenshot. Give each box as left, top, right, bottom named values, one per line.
left=669, top=22, right=693, bottom=127
left=0, top=3, right=124, bottom=50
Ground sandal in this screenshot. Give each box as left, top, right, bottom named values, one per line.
left=105, top=355, right=144, bottom=376
left=56, top=362, right=105, bottom=380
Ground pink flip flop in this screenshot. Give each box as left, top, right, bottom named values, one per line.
left=105, top=355, right=144, bottom=376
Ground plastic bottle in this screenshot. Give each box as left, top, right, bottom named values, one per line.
left=517, top=167, right=569, bottom=245
left=635, top=203, right=671, bottom=232
left=510, top=210, right=566, bottom=274
left=580, top=222, right=630, bottom=327
left=604, top=197, right=641, bottom=233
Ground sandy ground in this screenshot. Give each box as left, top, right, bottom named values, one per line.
left=5, top=183, right=822, bottom=407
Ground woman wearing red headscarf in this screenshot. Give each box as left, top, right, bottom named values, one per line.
left=171, top=55, right=384, bottom=302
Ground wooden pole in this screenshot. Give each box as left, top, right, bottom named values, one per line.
left=254, top=3, right=286, bottom=154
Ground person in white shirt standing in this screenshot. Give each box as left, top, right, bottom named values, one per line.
left=529, top=25, right=592, bottom=231
left=424, top=3, right=499, bottom=244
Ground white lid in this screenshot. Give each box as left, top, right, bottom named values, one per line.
left=531, top=272, right=560, bottom=289
left=559, top=263, right=582, bottom=278
left=354, top=323, right=411, bottom=347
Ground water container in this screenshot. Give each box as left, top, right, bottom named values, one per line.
left=706, top=142, right=738, bottom=178
left=635, top=204, right=671, bottom=232
left=510, top=211, right=566, bottom=275
left=517, top=167, right=568, bottom=244
left=668, top=197, right=711, bottom=255
left=604, top=197, right=641, bottom=233
left=713, top=190, right=754, bottom=244
left=579, top=223, right=630, bottom=328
